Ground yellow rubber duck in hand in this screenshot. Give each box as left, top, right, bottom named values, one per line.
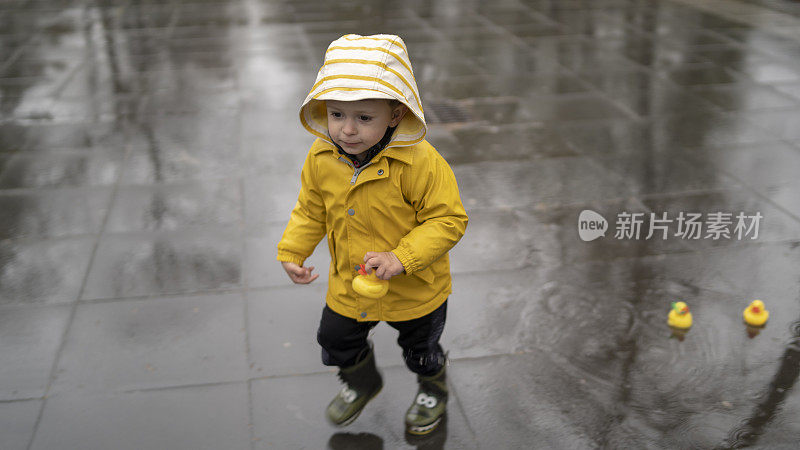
left=743, top=300, right=769, bottom=327
left=352, top=264, right=389, bottom=299
left=668, top=301, right=693, bottom=330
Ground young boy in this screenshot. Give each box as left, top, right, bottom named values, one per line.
left=277, top=34, right=468, bottom=435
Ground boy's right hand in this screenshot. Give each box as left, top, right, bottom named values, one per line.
left=281, top=261, right=319, bottom=284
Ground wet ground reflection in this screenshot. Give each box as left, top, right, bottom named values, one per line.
left=2, top=0, right=800, bottom=449
left=720, top=317, right=800, bottom=449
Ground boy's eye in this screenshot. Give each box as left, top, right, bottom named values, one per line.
left=359, top=115, right=372, bottom=121
left=330, top=111, right=342, bottom=118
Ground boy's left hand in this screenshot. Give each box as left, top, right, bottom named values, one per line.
left=363, top=251, right=405, bottom=280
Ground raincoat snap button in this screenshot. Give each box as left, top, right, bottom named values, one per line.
left=347, top=208, right=355, bottom=216
left=360, top=312, right=367, bottom=318
left=377, top=169, right=384, bottom=175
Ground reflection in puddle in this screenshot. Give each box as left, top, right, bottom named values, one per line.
left=722, top=318, right=800, bottom=448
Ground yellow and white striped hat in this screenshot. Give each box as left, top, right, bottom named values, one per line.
left=299, top=34, right=427, bottom=148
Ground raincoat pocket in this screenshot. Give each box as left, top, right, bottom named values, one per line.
left=412, top=265, right=435, bottom=284
left=327, top=230, right=336, bottom=274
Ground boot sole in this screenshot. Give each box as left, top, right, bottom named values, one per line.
left=406, top=416, right=442, bottom=435
left=328, top=385, right=383, bottom=427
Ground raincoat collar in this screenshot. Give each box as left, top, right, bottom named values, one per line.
left=311, top=138, right=414, bottom=165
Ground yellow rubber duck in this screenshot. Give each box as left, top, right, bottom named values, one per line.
left=352, top=264, right=389, bottom=299
left=743, top=300, right=769, bottom=327
left=668, top=301, right=692, bottom=330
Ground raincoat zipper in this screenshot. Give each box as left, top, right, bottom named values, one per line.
left=338, top=156, right=373, bottom=184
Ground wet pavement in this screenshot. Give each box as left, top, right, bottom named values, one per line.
left=2, top=0, right=800, bottom=448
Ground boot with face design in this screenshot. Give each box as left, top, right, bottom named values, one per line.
left=326, top=345, right=383, bottom=426
left=405, top=364, right=447, bottom=435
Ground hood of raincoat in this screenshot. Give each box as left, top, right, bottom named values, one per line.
left=299, top=34, right=427, bottom=148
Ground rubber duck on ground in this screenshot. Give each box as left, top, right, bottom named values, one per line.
left=352, top=264, right=389, bottom=299
left=743, top=300, right=769, bottom=327
left=668, top=301, right=693, bottom=330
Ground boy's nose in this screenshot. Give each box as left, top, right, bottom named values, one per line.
left=342, top=119, right=357, bottom=135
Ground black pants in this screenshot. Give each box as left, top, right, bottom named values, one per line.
left=317, top=300, right=447, bottom=377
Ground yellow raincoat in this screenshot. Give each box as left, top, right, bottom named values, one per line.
left=277, top=34, right=468, bottom=322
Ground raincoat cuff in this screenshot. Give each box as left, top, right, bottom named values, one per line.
left=391, top=247, right=417, bottom=275
left=276, top=251, right=306, bottom=266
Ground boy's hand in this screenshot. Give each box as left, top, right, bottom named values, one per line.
left=363, top=251, right=405, bottom=280
left=281, top=261, right=319, bottom=284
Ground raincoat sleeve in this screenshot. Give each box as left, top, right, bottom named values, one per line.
left=276, top=150, right=327, bottom=266
left=392, top=151, right=468, bottom=275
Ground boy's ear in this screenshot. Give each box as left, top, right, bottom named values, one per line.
left=389, top=104, right=408, bottom=127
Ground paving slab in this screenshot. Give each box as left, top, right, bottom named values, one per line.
left=741, top=107, right=800, bottom=141
left=591, top=152, right=744, bottom=196
left=689, top=84, right=800, bottom=111
left=690, top=241, right=800, bottom=302
left=119, top=115, right=242, bottom=185
left=0, top=399, right=41, bottom=450
left=576, top=69, right=723, bottom=117
left=81, top=230, right=242, bottom=300
left=453, top=157, right=633, bottom=210
left=426, top=72, right=591, bottom=101
left=51, top=293, right=248, bottom=395
left=0, top=188, right=113, bottom=240
left=772, top=81, right=800, bottom=101
left=105, top=180, right=241, bottom=233
left=448, top=353, right=608, bottom=448
left=0, top=237, right=95, bottom=306
left=243, top=173, right=302, bottom=230
left=0, top=305, right=71, bottom=400
left=31, top=383, right=251, bottom=450
left=0, top=148, right=123, bottom=189
left=640, top=188, right=800, bottom=247
left=0, top=121, right=125, bottom=152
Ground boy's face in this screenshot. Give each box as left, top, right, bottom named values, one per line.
left=326, top=99, right=406, bottom=158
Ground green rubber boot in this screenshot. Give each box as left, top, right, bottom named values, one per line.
left=405, top=364, right=448, bottom=435
left=326, top=346, right=383, bottom=426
